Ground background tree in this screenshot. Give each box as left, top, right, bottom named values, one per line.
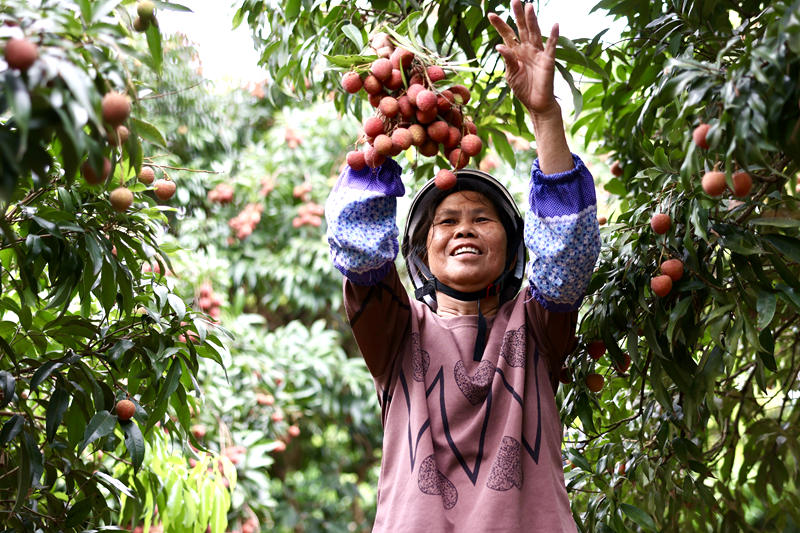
left=0, top=1, right=232, bottom=531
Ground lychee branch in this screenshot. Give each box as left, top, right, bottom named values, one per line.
left=140, top=80, right=206, bottom=100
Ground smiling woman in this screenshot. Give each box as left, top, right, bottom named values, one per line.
left=323, top=1, right=600, bottom=530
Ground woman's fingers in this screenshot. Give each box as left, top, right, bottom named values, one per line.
left=488, top=13, right=520, bottom=49
left=511, top=0, right=530, bottom=44
left=495, top=44, right=520, bottom=77
left=525, top=3, right=543, bottom=50
left=545, top=23, right=559, bottom=59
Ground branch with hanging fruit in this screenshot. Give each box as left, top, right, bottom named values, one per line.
left=330, top=26, right=484, bottom=190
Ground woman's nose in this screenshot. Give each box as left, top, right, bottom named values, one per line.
left=454, top=221, right=476, bottom=238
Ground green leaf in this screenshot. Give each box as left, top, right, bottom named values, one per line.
left=620, top=503, right=658, bottom=532
left=145, top=21, right=163, bottom=74
left=0, top=414, right=23, bottom=446
left=285, top=0, right=301, bottom=20
left=94, top=470, right=134, bottom=498
left=167, top=293, right=186, bottom=320
left=341, top=24, right=364, bottom=50
left=122, top=421, right=145, bottom=472
left=90, top=0, right=122, bottom=23
left=130, top=117, right=168, bottom=148
left=30, top=360, right=64, bottom=391
left=46, top=387, right=70, bottom=442
left=325, top=54, right=377, bottom=69
left=487, top=127, right=515, bottom=167
left=604, top=178, right=627, bottom=195
left=575, top=392, right=595, bottom=433
left=756, top=291, right=777, bottom=330
left=6, top=72, right=31, bottom=151
left=78, top=410, right=117, bottom=453
left=0, top=370, right=15, bottom=408
left=763, top=234, right=800, bottom=263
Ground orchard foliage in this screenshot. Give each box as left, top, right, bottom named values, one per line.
left=0, top=1, right=233, bottom=531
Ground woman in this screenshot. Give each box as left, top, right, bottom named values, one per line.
left=325, top=1, right=601, bottom=530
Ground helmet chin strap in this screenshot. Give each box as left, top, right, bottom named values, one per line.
left=412, top=257, right=514, bottom=362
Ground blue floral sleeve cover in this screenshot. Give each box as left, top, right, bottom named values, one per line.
left=525, top=154, right=601, bottom=311
left=325, top=158, right=404, bottom=286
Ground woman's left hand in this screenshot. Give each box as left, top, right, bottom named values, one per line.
left=488, top=0, right=559, bottom=117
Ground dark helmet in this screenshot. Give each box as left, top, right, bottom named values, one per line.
left=401, top=168, right=526, bottom=311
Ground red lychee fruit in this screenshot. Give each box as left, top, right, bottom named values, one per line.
left=108, top=125, right=129, bottom=146
left=693, top=123, right=710, bottom=149
left=558, top=366, right=573, bottom=384
left=437, top=91, right=454, bottom=113
left=379, top=96, right=399, bottom=117
left=346, top=150, right=366, bottom=171
left=449, top=84, right=471, bottom=105
left=427, top=121, right=449, bottom=143
left=373, top=134, right=393, bottom=156
left=116, top=399, right=136, bottom=421
left=448, top=148, right=469, bottom=169
left=460, top=134, right=482, bottom=157
left=651, top=274, right=673, bottom=297
left=435, top=169, right=457, bottom=190
left=110, top=187, right=134, bottom=212
left=650, top=213, right=671, bottom=234
left=391, top=128, right=412, bottom=151
left=415, top=89, right=437, bottom=112
left=370, top=58, right=393, bottom=82
left=397, top=95, right=414, bottom=119
left=341, top=71, right=362, bottom=94
left=464, top=120, right=477, bottom=135
left=256, top=393, right=275, bottom=406
left=287, top=424, right=301, bottom=438
left=4, top=38, right=38, bottom=71
left=154, top=178, right=176, bottom=201
left=364, top=147, right=386, bottom=168
left=597, top=216, right=607, bottom=225
left=390, top=48, right=414, bottom=70
left=585, top=373, right=604, bottom=393
left=138, top=166, right=155, bottom=184
left=615, top=353, right=632, bottom=374
left=416, top=106, right=437, bottom=124
left=732, top=171, right=752, bottom=197
left=406, top=83, right=425, bottom=104
left=408, top=124, right=426, bottom=146
left=362, top=74, right=383, bottom=95
left=702, top=170, right=726, bottom=197
left=81, top=157, right=112, bottom=185
left=426, top=65, right=446, bottom=83
left=363, top=116, right=384, bottom=138
left=101, top=92, right=131, bottom=127
left=444, top=127, right=461, bottom=150
left=587, top=340, right=605, bottom=360
left=385, top=69, right=403, bottom=91
left=660, top=258, right=684, bottom=282
left=610, top=161, right=623, bottom=176
left=419, top=140, right=438, bottom=157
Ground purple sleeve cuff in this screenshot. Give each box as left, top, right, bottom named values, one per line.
left=528, top=285, right=583, bottom=312
left=335, top=261, right=394, bottom=286
left=337, top=157, right=405, bottom=197
left=529, top=154, right=596, bottom=218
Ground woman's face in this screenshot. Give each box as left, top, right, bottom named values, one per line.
left=426, top=191, right=508, bottom=293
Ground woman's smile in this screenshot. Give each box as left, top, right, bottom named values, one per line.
left=426, top=191, right=507, bottom=293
